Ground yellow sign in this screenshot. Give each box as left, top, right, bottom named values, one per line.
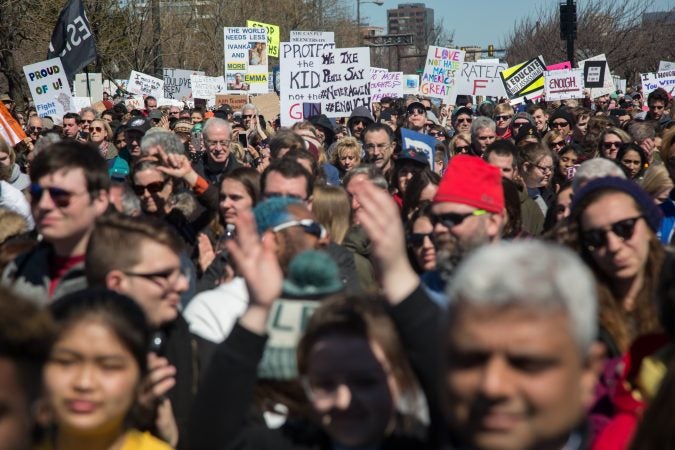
left=247, top=20, right=280, bottom=57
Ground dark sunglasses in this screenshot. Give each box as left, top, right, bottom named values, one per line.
left=454, top=145, right=470, bottom=153
left=582, top=216, right=643, bottom=250
left=455, top=117, right=472, bottom=123
left=29, top=126, right=43, bottom=132
left=133, top=180, right=167, bottom=196
left=242, top=114, right=254, bottom=119
left=602, top=141, right=621, bottom=150
left=91, top=126, right=104, bottom=132
left=551, top=121, right=569, bottom=128
left=407, top=107, right=425, bottom=116
left=408, top=232, right=434, bottom=246
left=30, top=184, right=79, bottom=208
left=81, top=119, right=94, bottom=124
left=430, top=210, right=487, bottom=228
left=494, top=115, right=512, bottom=121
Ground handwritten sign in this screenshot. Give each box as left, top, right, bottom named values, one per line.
left=578, top=55, right=614, bottom=98
left=224, top=27, right=268, bottom=94
left=124, top=96, right=144, bottom=111
left=640, top=70, right=675, bottom=97
left=127, top=71, right=164, bottom=98
left=191, top=75, right=226, bottom=102
left=544, top=68, right=584, bottom=101
left=659, top=61, right=675, bottom=72
left=547, top=61, right=572, bottom=71
left=290, top=31, right=334, bottom=43
left=215, top=94, right=248, bottom=110
left=320, top=47, right=371, bottom=118
left=163, top=68, right=204, bottom=101
left=500, top=56, right=546, bottom=101
left=370, top=71, right=403, bottom=102
left=457, top=61, right=508, bottom=97
left=23, top=57, right=75, bottom=123
left=421, top=46, right=465, bottom=102
left=279, top=42, right=334, bottom=126
left=247, top=20, right=279, bottom=57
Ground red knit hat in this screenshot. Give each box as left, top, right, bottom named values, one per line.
left=433, top=154, right=504, bottom=213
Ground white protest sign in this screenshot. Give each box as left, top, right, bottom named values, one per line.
left=370, top=71, right=403, bottom=103
left=457, top=61, right=508, bottom=98
left=279, top=42, right=335, bottom=126
left=157, top=98, right=185, bottom=108
left=659, top=61, right=675, bottom=72
left=544, top=68, right=584, bottom=101
left=127, top=71, right=164, bottom=98
left=163, top=68, right=204, bottom=101
left=320, top=47, right=371, bottom=118
left=71, top=96, right=92, bottom=111
left=290, top=31, right=334, bottom=43
left=224, top=27, right=268, bottom=94
left=402, top=75, right=420, bottom=95
left=74, top=73, right=103, bottom=102
left=124, top=96, right=144, bottom=111
left=23, top=57, right=75, bottom=122
left=640, top=70, right=675, bottom=97
left=190, top=75, right=226, bottom=102
left=578, top=54, right=614, bottom=98
left=421, top=46, right=465, bottom=102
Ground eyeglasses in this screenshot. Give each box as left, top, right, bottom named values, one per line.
left=123, top=267, right=184, bottom=288
left=91, top=126, right=104, bottom=133
left=29, top=126, right=43, bottom=132
left=301, top=372, right=389, bottom=402
left=494, top=115, right=512, bottom=122
left=512, top=121, right=528, bottom=128
left=365, top=143, right=391, bottom=150
left=533, top=163, right=553, bottom=173
left=271, top=219, right=326, bottom=239
left=408, top=232, right=434, bottom=246
left=30, top=183, right=87, bottom=208
left=582, top=216, right=643, bottom=251
left=551, top=121, right=569, bottom=129
left=80, top=119, right=94, bottom=124
left=242, top=114, right=254, bottom=119
left=454, top=145, right=470, bottom=153
left=602, top=141, right=621, bottom=150
left=206, top=139, right=231, bottom=148
left=455, top=117, right=472, bottom=124
left=133, top=180, right=167, bottom=196
left=550, top=141, right=566, bottom=149
left=407, top=107, right=425, bottom=116
left=430, top=210, right=487, bottom=228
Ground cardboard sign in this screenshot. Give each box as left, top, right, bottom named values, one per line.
left=247, top=20, right=280, bottom=57
left=640, top=70, right=675, bottom=97
left=224, top=27, right=268, bottom=94
left=251, top=92, right=281, bottom=123
left=23, top=57, right=75, bottom=123
left=547, top=61, right=572, bottom=71
left=544, top=68, right=584, bottom=101
left=499, top=56, right=546, bottom=100
left=421, top=46, right=465, bottom=102
left=457, top=61, right=508, bottom=98
left=0, top=102, right=27, bottom=146
left=215, top=94, right=248, bottom=110
left=400, top=128, right=436, bottom=171
left=370, top=71, right=403, bottom=102
left=127, top=71, right=164, bottom=98
left=402, top=74, right=420, bottom=95
left=279, top=42, right=334, bottom=126
left=73, top=72, right=103, bottom=102
left=71, top=96, right=92, bottom=111
left=659, top=61, right=675, bottom=72
left=320, top=47, right=371, bottom=118
left=163, top=68, right=204, bottom=101
left=290, top=31, right=334, bottom=43
left=578, top=55, right=614, bottom=98
left=124, top=97, right=144, bottom=111
left=191, top=75, right=226, bottom=102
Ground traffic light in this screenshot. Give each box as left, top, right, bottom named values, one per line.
left=487, top=45, right=494, bottom=57
left=560, top=1, right=577, bottom=40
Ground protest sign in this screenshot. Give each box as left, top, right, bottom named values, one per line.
left=224, top=27, right=268, bottom=94
left=247, top=20, right=280, bottom=57
left=640, top=70, right=675, bottom=97
left=215, top=94, right=248, bottom=110
left=251, top=93, right=281, bottom=123
left=370, top=71, right=403, bottom=102
left=578, top=55, right=614, bottom=98
left=23, top=57, right=75, bottom=122
left=400, top=128, right=436, bottom=171
left=320, top=47, right=371, bottom=117
left=582, top=61, right=606, bottom=88
left=164, top=68, right=204, bottom=101
left=659, top=61, right=675, bottom=72
left=124, top=97, right=144, bottom=111
left=457, top=61, right=508, bottom=98
left=279, top=42, right=334, bottom=126
left=499, top=56, right=546, bottom=100
left=157, top=98, right=184, bottom=108
left=191, top=75, right=226, bottom=102
left=71, top=96, right=92, bottom=111
left=547, top=61, right=571, bottom=71
left=421, top=46, right=465, bottom=102
left=0, top=102, right=27, bottom=145
left=613, top=77, right=626, bottom=94
left=290, top=31, right=334, bottom=43
left=544, top=68, right=584, bottom=101
left=402, top=75, right=420, bottom=95
left=74, top=72, right=103, bottom=102
left=128, top=70, right=164, bottom=98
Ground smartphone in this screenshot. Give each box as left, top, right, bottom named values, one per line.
left=238, top=132, right=248, bottom=148
left=191, top=131, right=202, bottom=153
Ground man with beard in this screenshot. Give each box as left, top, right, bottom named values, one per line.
left=424, top=155, right=505, bottom=295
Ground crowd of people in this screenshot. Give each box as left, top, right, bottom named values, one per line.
left=0, top=79, right=674, bottom=450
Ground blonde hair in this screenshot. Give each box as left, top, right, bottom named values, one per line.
left=311, top=185, right=351, bottom=244
left=0, top=136, right=15, bottom=166
left=332, top=137, right=362, bottom=167
left=493, top=103, right=514, bottom=116
left=640, top=165, right=674, bottom=201
left=449, top=132, right=471, bottom=155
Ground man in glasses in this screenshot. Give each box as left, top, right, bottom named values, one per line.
left=406, top=101, right=428, bottom=132
left=548, top=108, right=576, bottom=142
left=362, top=123, right=396, bottom=179
left=451, top=106, right=473, bottom=136
left=194, top=117, right=241, bottom=185
left=2, top=142, right=110, bottom=302
left=347, top=106, right=374, bottom=140
left=25, top=115, right=44, bottom=144
left=78, top=107, right=98, bottom=138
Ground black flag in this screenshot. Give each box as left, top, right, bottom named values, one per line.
left=47, top=0, right=97, bottom=81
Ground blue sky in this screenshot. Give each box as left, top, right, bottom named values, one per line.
left=358, top=0, right=674, bottom=49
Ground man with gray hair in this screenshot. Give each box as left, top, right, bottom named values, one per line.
left=572, top=158, right=626, bottom=193
left=350, top=178, right=599, bottom=450
left=470, top=116, right=496, bottom=156
left=195, top=117, right=240, bottom=185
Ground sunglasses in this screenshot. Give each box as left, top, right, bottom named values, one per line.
left=551, top=141, right=566, bottom=148
left=272, top=219, right=326, bottom=240
left=455, top=117, right=472, bottom=123
left=407, top=107, right=425, bottom=116
left=408, top=232, right=434, bottom=246
left=81, top=119, right=94, bottom=124
left=30, top=183, right=83, bottom=208
left=582, top=216, right=643, bottom=250
left=91, top=126, right=104, bottom=133
left=454, top=145, right=470, bottom=153
left=551, top=121, right=569, bottom=128
left=29, top=126, right=43, bottom=132
left=494, top=115, right=512, bottom=121
left=242, top=114, right=254, bottom=119
left=133, top=180, right=167, bottom=196
left=430, top=210, right=487, bottom=228
left=602, top=141, right=621, bottom=149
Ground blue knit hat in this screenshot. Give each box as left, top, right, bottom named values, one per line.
left=253, top=196, right=303, bottom=235
left=571, top=176, right=663, bottom=232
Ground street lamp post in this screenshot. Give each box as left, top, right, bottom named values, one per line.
left=357, top=0, right=384, bottom=43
